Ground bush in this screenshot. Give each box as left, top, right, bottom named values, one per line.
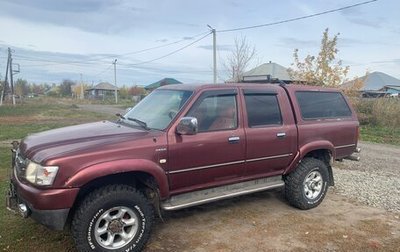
left=354, top=98, right=400, bottom=130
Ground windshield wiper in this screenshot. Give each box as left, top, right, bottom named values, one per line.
left=128, top=117, right=150, bottom=130
left=116, top=113, right=149, bottom=130
left=116, top=113, right=125, bottom=120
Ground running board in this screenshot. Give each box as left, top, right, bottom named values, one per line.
left=161, top=176, right=284, bottom=211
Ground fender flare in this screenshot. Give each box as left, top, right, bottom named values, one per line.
left=65, top=159, right=170, bottom=198
left=299, top=140, right=335, bottom=160
left=284, top=140, right=335, bottom=174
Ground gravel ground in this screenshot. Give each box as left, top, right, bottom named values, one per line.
left=333, top=141, right=400, bottom=213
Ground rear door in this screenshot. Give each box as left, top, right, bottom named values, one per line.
left=242, top=88, right=297, bottom=178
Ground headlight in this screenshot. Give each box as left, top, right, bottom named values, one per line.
left=25, top=161, right=59, bottom=186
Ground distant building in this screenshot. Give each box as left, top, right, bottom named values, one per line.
left=226, top=62, right=299, bottom=83
left=86, top=82, right=119, bottom=99
left=379, top=85, right=400, bottom=95
left=343, top=72, right=400, bottom=98
left=144, top=78, right=182, bottom=91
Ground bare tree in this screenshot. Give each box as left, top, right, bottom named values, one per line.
left=224, top=36, right=257, bottom=82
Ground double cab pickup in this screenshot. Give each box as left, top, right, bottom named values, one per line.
left=7, top=83, right=359, bottom=252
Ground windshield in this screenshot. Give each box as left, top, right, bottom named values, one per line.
left=124, top=89, right=192, bottom=130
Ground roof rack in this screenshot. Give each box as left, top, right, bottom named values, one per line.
left=241, top=75, right=289, bottom=86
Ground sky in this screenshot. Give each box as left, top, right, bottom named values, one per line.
left=0, top=0, right=399, bottom=86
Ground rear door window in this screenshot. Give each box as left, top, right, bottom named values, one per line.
left=244, top=92, right=282, bottom=127
left=296, top=91, right=352, bottom=119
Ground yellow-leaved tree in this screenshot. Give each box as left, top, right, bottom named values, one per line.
left=288, top=28, right=349, bottom=87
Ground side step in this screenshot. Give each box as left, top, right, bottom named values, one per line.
left=161, top=176, right=284, bottom=211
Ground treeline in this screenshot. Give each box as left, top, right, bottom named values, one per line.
left=1, top=79, right=146, bottom=99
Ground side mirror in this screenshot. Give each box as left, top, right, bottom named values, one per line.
left=176, top=117, right=198, bottom=135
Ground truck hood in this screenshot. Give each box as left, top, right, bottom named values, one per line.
left=20, top=121, right=150, bottom=163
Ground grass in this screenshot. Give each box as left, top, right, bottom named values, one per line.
left=360, top=125, right=400, bottom=145
left=0, top=101, right=114, bottom=251
left=0, top=147, right=74, bottom=251
left=0, top=103, right=113, bottom=142
left=355, top=98, right=400, bottom=145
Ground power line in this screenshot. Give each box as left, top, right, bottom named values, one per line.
left=11, top=31, right=210, bottom=67
left=13, top=55, right=110, bottom=67
left=117, top=64, right=213, bottom=73
left=218, top=0, right=378, bottom=33
left=120, top=31, right=212, bottom=67
left=117, top=31, right=210, bottom=57
left=16, top=31, right=210, bottom=68
left=93, top=63, right=114, bottom=77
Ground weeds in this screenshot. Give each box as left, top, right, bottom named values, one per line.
left=353, top=98, right=400, bottom=145
left=355, top=98, right=400, bottom=129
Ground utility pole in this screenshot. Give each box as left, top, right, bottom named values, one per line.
left=207, top=25, right=217, bottom=84
left=9, top=48, right=15, bottom=105
left=1, top=49, right=10, bottom=105
left=113, top=59, right=118, bottom=104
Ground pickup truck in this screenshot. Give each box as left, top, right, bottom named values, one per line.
left=6, top=83, right=359, bottom=252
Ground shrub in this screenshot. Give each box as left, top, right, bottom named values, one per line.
left=354, top=98, right=400, bottom=130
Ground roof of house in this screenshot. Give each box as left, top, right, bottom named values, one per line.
left=145, top=78, right=182, bottom=90
left=343, top=72, right=400, bottom=91
left=86, top=82, right=119, bottom=91
left=241, top=62, right=293, bottom=81
left=380, top=85, right=400, bottom=91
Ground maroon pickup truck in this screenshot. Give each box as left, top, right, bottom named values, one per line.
left=6, top=83, right=359, bottom=252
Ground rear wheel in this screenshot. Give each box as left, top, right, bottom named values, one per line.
left=72, top=184, right=154, bottom=252
left=285, top=158, right=329, bottom=210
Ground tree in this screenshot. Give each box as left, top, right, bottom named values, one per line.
left=31, top=83, right=45, bottom=95
left=15, top=79, right=30, bottom=97
left=118, top=85, right=130, bottom=99
left=288, top=28, right=349, bottom=87
left=341, top=72, right=368, bottom=98
left=59, top=79, right=75, bottom=97
left=128, top=86, right=145, bottom=96
left=224, top=36, right=257, bottom=82
left=72, top=83, right=90, bottom=99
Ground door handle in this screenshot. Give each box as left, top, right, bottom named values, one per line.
left=276, top=132, right=286, bottom=138
left=228, top=136, right=240, bottom=143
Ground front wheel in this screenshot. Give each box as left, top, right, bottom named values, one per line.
left=285, top=158, right=329, bottom=210
left=72, top=185, right=154, bottom=252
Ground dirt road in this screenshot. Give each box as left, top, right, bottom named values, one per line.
left=78, top=104, right=400, bottom=251
left=78, top=104, right=125, bottom=116
left=146, top=190, right=400, bottom=252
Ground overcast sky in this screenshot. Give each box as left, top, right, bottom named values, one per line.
left=0, top=0, right=399, bottom=86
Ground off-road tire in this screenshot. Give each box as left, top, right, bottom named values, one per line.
left=285, top=157, right=329, bottom=210
left=72, top=184, right=154, bottom=252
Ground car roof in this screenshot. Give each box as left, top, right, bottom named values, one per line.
left=157, top=83, right=282, bottom=92
left=157, top=83, right=341, bottom=93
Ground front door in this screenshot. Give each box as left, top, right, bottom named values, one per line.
left=167, top=89, right=246, bottom=194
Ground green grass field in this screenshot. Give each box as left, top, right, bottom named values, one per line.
left=0, top=101, right=113, bottom=251
left=360, top=125, right=400, bottom=146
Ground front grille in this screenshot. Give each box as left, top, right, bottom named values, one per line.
left=14, top=149, right=28, bottom=179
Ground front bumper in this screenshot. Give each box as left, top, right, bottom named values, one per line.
left=6, top=180, right=72, bottom=230
left=6, top=171, right=79, bottom=230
